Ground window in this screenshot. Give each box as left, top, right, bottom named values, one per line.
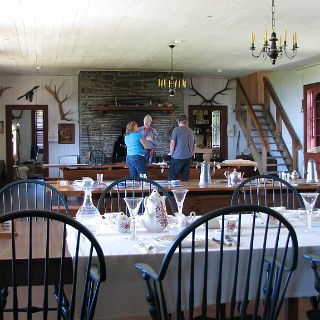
left=305, top=84, right=320, bottom=151
left=34, top=109, right=44, bottom=151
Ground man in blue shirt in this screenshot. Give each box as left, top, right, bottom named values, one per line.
left=168, top=114, right=195, bottom=181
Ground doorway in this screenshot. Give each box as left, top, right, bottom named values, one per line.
left=188, top=105, right=228, bottom=160
left=5, top=105, right=49, bottom=181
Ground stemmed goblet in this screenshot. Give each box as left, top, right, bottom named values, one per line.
left=172, top=189, right=189, bottom=216
left=124, top=197, right=144, bottom=239
left=300, top=192, right=319, bottom=232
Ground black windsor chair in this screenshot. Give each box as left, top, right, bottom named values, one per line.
left=135, top=204, right=298, bottom=320
left=303, top=253, right=320, bottom=319
left=89, top=150, right=108, bottom=165
left=0, top=180, right=71, bottom=315
left=0, top=179, right=70, bottom=215
left=0, top=209, right=106, bottom=319
left=97, top=176, right=177, bottom=215
left=231, top=174, right=304, bottom=209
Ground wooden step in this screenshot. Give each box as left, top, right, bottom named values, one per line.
left=267, top=156, right=289, bottom=159
left=266, top=163, right=286, bottom=167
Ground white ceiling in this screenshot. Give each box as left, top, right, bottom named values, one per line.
left=0, top=0, right=319, bottom=77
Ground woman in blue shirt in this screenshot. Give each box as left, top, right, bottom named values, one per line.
left=124, top=121, right=149, bottom=177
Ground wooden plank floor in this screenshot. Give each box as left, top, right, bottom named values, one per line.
left=128, top=297, right=312, bottom=320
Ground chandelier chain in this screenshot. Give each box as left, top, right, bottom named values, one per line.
left=170, top=45, right=174, bottom=80
left=271, top=0, right=275, bottom=32
left=157, top=44, right=186, bottom=97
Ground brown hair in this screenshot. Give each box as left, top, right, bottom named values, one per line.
left=125, top=121, right=138, bottom=135
left=178, top=114, right=188, bottom=123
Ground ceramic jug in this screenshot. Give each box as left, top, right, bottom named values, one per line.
left=142, top=189, right=169, bottom=232
left=290, top=170, right=299, bottom=181
left=224, top=169, right=244, bottom=187
left=115, top=212, right=131, bottom=233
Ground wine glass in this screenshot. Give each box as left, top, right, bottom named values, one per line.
left=171, top=189, right=189, bottom=215
left=124, top=197, right=144, bottom=239
left=301, top=192, right=319, bottom=232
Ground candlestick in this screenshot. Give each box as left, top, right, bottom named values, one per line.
left=292, top=33, right=294, bottom=46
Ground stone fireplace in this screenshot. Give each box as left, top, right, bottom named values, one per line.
left=78, top=71, right=184, bottom=163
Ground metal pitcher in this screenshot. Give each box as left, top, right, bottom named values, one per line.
left=306, top=159, right=318, bottom=182
left=198, top=161, right=213, bottom=186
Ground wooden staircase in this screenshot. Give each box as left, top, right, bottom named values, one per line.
left=235, top=75, right=302, bottom=175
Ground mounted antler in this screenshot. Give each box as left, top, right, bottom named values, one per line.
left=0, top=86, right=12, bottom=97
left=189, top=79, right=232, bottom=106
left=44, top=83, right=72, bottom=121
left=210, top=79, right=231, bottom=105
left=189, top=79, right=208, bottom=105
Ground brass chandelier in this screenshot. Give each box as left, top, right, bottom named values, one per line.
left=250, top=0, right=298, bottom=65
left=158, top=45, right=186, bottom=98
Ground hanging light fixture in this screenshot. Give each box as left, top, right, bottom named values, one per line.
left=158, top=45, right=186, bottom=98
left=250, top=0, right=298, bottom=65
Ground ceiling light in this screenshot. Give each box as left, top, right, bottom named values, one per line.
left=250, top=0, right=298, bottom=65
left=158, top=45, right=186, bottom=98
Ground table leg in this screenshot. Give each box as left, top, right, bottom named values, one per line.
left=285, top=297, right=298, bottom=320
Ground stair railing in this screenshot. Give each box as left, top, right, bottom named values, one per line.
left=263, top=76, right=302, bottom=170
left=236, top=78, right=269, bottom=173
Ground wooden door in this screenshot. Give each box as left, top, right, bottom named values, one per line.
left=303, top=83, right=320, bottom=177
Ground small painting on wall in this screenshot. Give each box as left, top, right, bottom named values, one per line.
left=0, top=121, right=3, bottom=134
left=58, top=123, right=75, bottom=144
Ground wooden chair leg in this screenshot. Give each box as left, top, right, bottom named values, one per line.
left=309, top=296, right=319, bottom=310
left=54, top=284, right=70, bottom=318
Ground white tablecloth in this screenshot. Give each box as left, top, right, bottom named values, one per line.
left=66, top=212, right=320, bottom=320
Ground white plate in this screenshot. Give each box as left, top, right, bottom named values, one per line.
left=154, top=180, right=171, bottom=186
left=256, top=222, right=284, bottom=228
left=292, top=180, right=319, bottom=186
left=283, top=210, right=299, bottom=219
left=154, top=235, right=205, bottom=248
left=72, top=181, right=109, bottom=189
left=91, top=182, right=108, bottom=189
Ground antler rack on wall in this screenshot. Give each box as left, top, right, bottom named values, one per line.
left=44, top=83, right=72, bottom=121
left=189, top=79, right=232, bottom=106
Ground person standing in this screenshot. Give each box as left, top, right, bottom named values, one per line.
left=168, top=114, right=195, bottom=181
left=124, top=121, right=149, bottom=177
left=112, top=128, right=127, bottom=162
left=138, top=115, right=159, bottom=163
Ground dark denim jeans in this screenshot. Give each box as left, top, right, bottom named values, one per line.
left=126, top=155, right=147, bottom=177
left=168, top=157, right=192, bottom=181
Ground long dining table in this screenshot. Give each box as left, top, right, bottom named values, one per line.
left=65, top=211, right=319, bottom=320
left=0, top=210, right=319, bottom=319
left=51, top=179, right=320, bottom=215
